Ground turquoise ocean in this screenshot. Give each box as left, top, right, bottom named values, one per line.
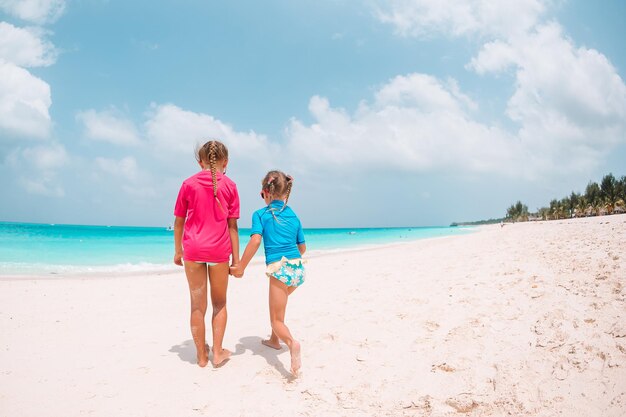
left=0, top=222, right=473, bottom=276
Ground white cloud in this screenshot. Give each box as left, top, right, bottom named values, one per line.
left=0, top=17, right=57, bottom=142
left=467, top=39, right=517, bottom=74
left=76, top=109, right=142, bottom=146
left=145, top=103, right=275, bottom=163
left=21, top=141, right=68, bottom=170
left=96, top=156, right=140, bottom=181
left=469, top=23, right=626, bottom=173
left=0, top=22, right=57, bottom=67
left=8, top=142, right=68, bottom=196
left=95, top=156, right=157, bottom=198
left=375, top=0, right=548, bottom=39
left=0, top=5, right=63, bottom=195
left=375, top=73, right=475, bottom=112
left=0, top=0, right=66, bottom=24
left=0, top=60, right=51, bottom=139
left=506, top=24, right=626, bottom=127
left=285, top=75, right=519, bottom=176
left=285, top=46, right=626, bottom=180
left=19, top=177, right=64, bottom=197
left=372, top=1, right=626, bottom=177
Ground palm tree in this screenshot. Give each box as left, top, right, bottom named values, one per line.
left=549, top=199, right=559, bottom=220
left=503, top=173, right=625, bottom=222
left=600, top=173, right=618, bottom=214
left=506, top=201, right=529, bottom=222
left=615, top=176, right=626, bottom=212
left=518, top=201, right=529, bottom=221
left=575, top=196, right=588, bottom=217
left=585, top=181, right=601, bottom=216
left=560, top=196, right=572, bottom=218
left=569, top=192, right=580, bottom=216
left=591, top=199, right=603, bottom=216
left=506, top=205, right=517, bottom=221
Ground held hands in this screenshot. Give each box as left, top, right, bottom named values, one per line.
left=229, top=263, right=244, bottom=278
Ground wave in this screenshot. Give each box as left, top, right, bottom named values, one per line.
left=0, top=261, right=179, bottom=277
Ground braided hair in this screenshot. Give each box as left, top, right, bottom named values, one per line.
left=282, top=175, right=293, bottom=212
left=197, top=140, right=228, bottom=212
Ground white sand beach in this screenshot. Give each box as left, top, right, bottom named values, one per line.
left=1, top=215, right=625, bottom=416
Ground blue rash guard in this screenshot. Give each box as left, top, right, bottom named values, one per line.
left=250, top=200, right=305, bottom=264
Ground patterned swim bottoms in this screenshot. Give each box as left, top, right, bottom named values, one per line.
left=266, top=257, right=306, bottom=287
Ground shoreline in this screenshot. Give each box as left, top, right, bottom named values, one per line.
left=0, top=228, right=477, bottom=280
left=7, top=213, right=624, bottom=280
left=1, top=214, right=624, bottom=416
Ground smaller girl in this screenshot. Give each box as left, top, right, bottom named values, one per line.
left=230, top=170, right=306, bottom=376
left=173, top=140, right=240, bottom=368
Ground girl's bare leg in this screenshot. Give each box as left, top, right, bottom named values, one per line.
left=184, top=262, right=209, bottom=367
left=268, top=278, right=301, bottom=375
left=208, top=262, right=231, bottom=367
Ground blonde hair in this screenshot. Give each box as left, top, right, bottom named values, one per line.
left=262, top=170, right=293, bottom=213
left=196, top=140, right=228, bottom=211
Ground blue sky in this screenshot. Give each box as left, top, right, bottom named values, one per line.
left=1, top=0, right=625, bottom=227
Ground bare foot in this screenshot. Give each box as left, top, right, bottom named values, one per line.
left=212, top=348, right=232, bottom=368
left=262, top=338, right=282, bottom=350
left=290, top=340, right=301, bottom=376
left=197, top=351, right=209, bottom=367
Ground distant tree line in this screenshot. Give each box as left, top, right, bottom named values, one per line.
left=450, top=217, right=505, bottom=227
left=506, top=173, right=626, bottom=222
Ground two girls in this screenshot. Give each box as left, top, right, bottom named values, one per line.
left=174, top=141, right=305, bottom=376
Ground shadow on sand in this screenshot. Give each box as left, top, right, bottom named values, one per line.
left=169, top=340, right=208, bottom=365
left=169, top=337, right=292, bottom=379
left=234, top=335, right=294, bottom=380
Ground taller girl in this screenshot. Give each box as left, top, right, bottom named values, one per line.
left=173, top=140, right=240, bottom=367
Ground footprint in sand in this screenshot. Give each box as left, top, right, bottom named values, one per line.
left=400, top=395, right=433, bottom=413
left=301, top=387, right=337, bottom=405
left=609, top=391, right=626, bottom=408
left=431, top=362, right=456, bottom=372
left=445, top=394, right=479, bottom=413
left=533, top=312, right=568, bottom=349
left=552, top=361, right=570, bottom=380
left=609, top=322, right=626, bottom=338
left=334, top=390, right=360, bottom=410
left=424, top=321, right=440, bottom=332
